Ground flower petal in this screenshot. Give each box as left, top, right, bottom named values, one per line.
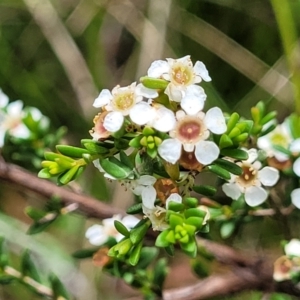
left=147, top=60, right=169, bottom=78
left=85, top=225, right=108, bottom=245
left=151, top=106, right=176, bottom=132
left=7, top=100, right=23, bottom=116
left=165, top=84, right=183, bottom=102
left=204, top=107, right=226, bottom=134
left=284, top=239, right=300, bottom=256
left=141, top=186, right=157, bottom=209
left=0, top=89, right=9, bottom=107
left=137, top=175, right=157, bottom=186
left=181, top=85, right=207, bottom=115
left=291, top=188, right=300, bottom=209
left=93, top=89, right=112, bottom=108
left=158, top=139, right=182, bottom=164
left=103, top=111, right=124, bottom=132
left=194, top=61, right=212, bottom=82
left=222, top=183, right=242, bottom=200
left=136, top=83, right=158, bottom=98
left=246, top=148, right=258, bottom=164
left=290, top=138, right=300, bottom=153
left=129, top=102, right=154, bottom=125
left=195, top=141, right=219, bottom=165
left=258, top=167, right=279, bottom=186
left=245, top=186, right=268, bottom=207
left=122, top=215, right=140, bottom=228
left=293, top=157, right=300, bottom=177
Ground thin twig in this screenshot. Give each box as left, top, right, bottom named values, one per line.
left=0, top=159, right=123, bottom=219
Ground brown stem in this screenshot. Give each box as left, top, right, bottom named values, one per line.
left=0, top=159, right=123, bottom=219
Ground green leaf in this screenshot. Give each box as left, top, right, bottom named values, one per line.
left=21, top=250, right=40, bottom=282
left=164, top=245, right=175, bottom=256
left=220, top=149, right=249, bottom=160
left=259, top=123, right=277, bottom=137
left=226, top=112, right=240, bottom=133
left=56, top=145, right=89, bottom=158
left=0, top=237, right=9, bottom=268
left=261, top=111, right=277, bottom=125
left=130, top=221, right=150, bottom=245
left=180, top=239, right=197, bottom=257
left=72, top=248, right=99, bottom=259
left=0, top=275, right=15, bottom=284
left=214, top=159, right=243, bottom=175
left=193, top=185, right=216, bottom=196
left=169, top=213, right=184, bottom=228
left=184, top=208, right=206, bottom=219
left=27, top=217, right=57, bottom=235
left=24, top=207, right=47, bottom=222
left=100, top=158, right=132, bottom=179
left=50, top=274, right=70, bottom=300
left=208, top=165, right=231, bottom=180
left=37, top=168, right=52, bottom=179
left=140, top=76, right=169, bottom=89
left=114, top=138, right=129, bottom=150
left=228, top=127, right=241, bottom=138
left=129, top=135, right=143, bottom=148
left=152, top=258, right=168, bottom=292
left=219, top=134, right=233, bottom=149
left=185, top=217, right=203, bottom=230
left=167, top=201, right=185, bottom=212
left=272, top=145, right=291, bottom=156
left=191, top=259, right=209, bottom=278
left=137, top=247, right=159, bottom=269
left=114, top=220, right=130, bottom=238
left=81, top=139, right=110, bottom=154
left=220, top=221, right=235, bottom=239
left=129, top=241, right=143, bottom=266
left=155, top=230, right=171, bottom=248
left=126, top=203, right=143, bottom=214
left=58, top=165, right=80, bottom=185
left=231, top=132, right=249, bottom=143
left=120, top=150, right=134, bottom=169
left=184, top=197, right=198, bottom=208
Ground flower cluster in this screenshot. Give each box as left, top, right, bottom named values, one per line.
left=39, top=55, right=300, bottom=265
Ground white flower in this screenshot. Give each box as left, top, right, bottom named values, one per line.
left=291, top=188, right=300, bottom=209
left=85, top=214, right=139, bottom=245
left=285, top=239, right=300, bottom=257
left=93, top=82, right=156, bottom=132
left=0, top=89, right=9, bottom=108
left=130, top=175, right=157, bottom=204
left=291, top=139, right=300, bottom=177
left=147, top=55, right=211, bottom=103
left=257, top=122, right=292, bottom=162
left=129, top=102, right=176, bottom=132
left=0, top=100, right=30, bottom=147
left=158, top=107, right=226, bottom=165
left=142, top=193, right=182, bottom=231
left=222, top=149, right=280, bottom=207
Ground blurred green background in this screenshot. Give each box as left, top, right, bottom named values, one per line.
left=0, top=0, right=299, bottom=299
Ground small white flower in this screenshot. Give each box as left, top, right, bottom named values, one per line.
left=147, top=55, right=211, bottom=103
left=0, top=89, right=9, bottom=107
left=142, top=193, right=182, bottom=231
left=158, top=107, right=226, bottom=165
left=291, top=188, right=300, bottom=209
left=130, top=175, right=157, bottom=205
left=222, top=149, right=280, bottom=207
left=257, top=122, right=292, bottom=162
left=0, top=100, right=30, bottom=147
left=130, top=102, right=176, bottom=132
left=85, top=214, right=139, bottom=245
left=93, top=82, right=156, bottom=133
left=285, top=239, right=300, bottom=257
left=293, top=157, right=300, bottom=177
